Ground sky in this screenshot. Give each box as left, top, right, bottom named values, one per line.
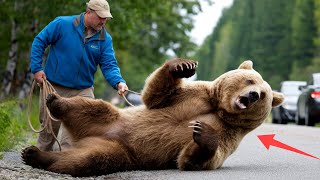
left=190, top=0, right=234, bottom=45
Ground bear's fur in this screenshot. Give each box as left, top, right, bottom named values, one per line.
left=22, top=58, right=284, bottom=177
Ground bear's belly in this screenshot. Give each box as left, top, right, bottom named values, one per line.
left=126, top=121, right=193, bottom=168
left=114, top=109, right=221, bottom=169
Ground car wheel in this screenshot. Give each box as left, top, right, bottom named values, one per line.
left=272, top=116, right=278, bottom=124
left=279, top=107, right=287, bottom=124
left=305, top=105, right=315, bottom=126
left=272, top=109, right=279, bottom=124
left=295, top=111, right=305, bottom=125
left=279, top=117, right=287, bottom=124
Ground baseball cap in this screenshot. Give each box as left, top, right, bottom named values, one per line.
left=86, top=0, right=113, bottom=19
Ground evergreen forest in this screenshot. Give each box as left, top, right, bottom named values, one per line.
left=195, top=0, right=320, bottom=90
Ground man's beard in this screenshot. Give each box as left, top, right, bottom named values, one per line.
left=92, top=24, right=104, bottom=31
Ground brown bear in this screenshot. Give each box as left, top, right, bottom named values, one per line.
left=22, top=58, right=284, bottom=177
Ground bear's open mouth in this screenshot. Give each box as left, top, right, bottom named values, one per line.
left=235, top=96, right=249, bottom=109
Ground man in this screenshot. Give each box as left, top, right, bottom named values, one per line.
left=30, top=0, right=128, bottom=151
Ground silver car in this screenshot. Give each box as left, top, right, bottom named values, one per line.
left=272, top=81, right=307, bottom=124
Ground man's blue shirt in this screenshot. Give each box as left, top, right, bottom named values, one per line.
left=30, top=13, right=125, bottom=89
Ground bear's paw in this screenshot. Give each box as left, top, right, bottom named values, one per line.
left=168, top=58, right=198, bottom=78
left=189, top=121, right=220, bottom=151
left=21, top=146, right=42, bottom=168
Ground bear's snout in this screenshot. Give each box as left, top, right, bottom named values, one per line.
left=235, top=91, right=260, bottom=109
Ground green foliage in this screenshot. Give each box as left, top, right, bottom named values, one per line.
left=314, top=0, right=320, bottom=51
left=0, top=97, right=39, bottom=152
left=0, top=107, right=10, bottom=133
left=94, top=69, right=116, bottom=99
left=195, top=0, right=320, bottom=90
left=0, top=0, right=209, bottom=96
left=107, top=0, right=203, bottom=90
left=211, top=22, right=233, bottom=78
left=0, top=100, right=22, bottom=151
left=290, top=0, right=316, bottom=70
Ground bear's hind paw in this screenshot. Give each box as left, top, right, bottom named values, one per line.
left=21, top=146, right=42, bottom=168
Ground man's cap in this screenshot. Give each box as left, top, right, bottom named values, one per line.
left=86, top=0, right=113, bottom=19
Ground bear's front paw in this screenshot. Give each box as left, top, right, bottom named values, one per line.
left=168, top=58, right=198, bottom=78
left=21, top=146, right=41, bottom=168
left=45, top=92, right=64, bottom=118
left=189, top=121, right=220, bottom=151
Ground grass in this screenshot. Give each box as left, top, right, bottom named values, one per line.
left=0, top=97, right=40, bottom=153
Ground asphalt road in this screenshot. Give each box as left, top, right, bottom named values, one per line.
left=0, top=123, right=319, bottom=180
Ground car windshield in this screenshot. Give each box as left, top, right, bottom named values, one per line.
left=281, top=85, right=301, bottom=95
left=313, top=73, right=320, bottom=86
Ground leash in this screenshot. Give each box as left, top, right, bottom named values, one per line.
left=121, top=89, right=141, bottom=107
left=27, top=79, right=62, bottom=151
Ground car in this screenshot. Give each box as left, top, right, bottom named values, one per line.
left=272, top=81, right=306, bottom=124
left=125, top=92, right=142, bottom=106
left=296, top=73, right=320, bottom=126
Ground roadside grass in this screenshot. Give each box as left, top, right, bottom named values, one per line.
left=0, top=97, right=39, bottom=153
left=264, top=113, right=272, bottom=123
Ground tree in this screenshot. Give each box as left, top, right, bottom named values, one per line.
left=289, top=0, right=316, bottom=81
left=0, top=0, right=212, bottom=99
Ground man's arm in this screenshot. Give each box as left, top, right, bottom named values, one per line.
left=30, top=18, right=61, bottom=84
left=99, top=34, right=128, bottom=95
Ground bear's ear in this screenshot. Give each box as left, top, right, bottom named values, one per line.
left=238, top=60, right=253, bottom=70
left=272, top=91, right=284, bottom=107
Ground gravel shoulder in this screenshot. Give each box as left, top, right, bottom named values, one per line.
left=1, top=123, right=319, bottom=180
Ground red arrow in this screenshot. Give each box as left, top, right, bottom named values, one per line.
left=257, top=134, right=319, bottom=160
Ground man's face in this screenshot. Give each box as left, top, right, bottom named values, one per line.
left=87, top=10, right=107, bottom=31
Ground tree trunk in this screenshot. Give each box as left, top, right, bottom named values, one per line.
left=0, top=18, right=18, bottom=99
left=18, top=20, right=39, bottom=100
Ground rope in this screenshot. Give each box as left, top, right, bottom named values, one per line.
left=121, top=89, right=141, bottom=107
left=27, top=79, right=62, bottom=151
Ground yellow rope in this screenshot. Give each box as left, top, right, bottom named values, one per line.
left=27, top=79, right=61, bottom=151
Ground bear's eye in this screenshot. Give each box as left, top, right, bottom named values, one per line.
left=260, top=92, right=266, bottom=100
left=246, top=80, right=255, bottom=85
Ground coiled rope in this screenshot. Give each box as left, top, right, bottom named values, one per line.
left=27, top=79, right=62, bottom=151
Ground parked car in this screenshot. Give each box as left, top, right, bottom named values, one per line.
left=296, top=73, right=320, bottom=126
left=272, top=81, right=306, bottom=124
left=125, top=92, right=143, bottom=106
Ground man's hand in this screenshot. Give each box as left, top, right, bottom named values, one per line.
left=117, top=82, right=128, bottom=96
left=34, top=71, right=47, bottom=85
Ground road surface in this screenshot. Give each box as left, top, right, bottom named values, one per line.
left=0, top=123, right=319, bottom=180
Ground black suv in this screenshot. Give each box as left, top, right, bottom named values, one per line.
left=296, top=73, right=320, bottom=126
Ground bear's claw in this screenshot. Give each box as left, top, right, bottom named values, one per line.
left=189, top=120, right=202, bottom=134
left=189, top=121, right=220, bottom=151
left=169, top=59, right=198, bottom=78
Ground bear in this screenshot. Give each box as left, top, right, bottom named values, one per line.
left=22, top=58, right=284, bottom=177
